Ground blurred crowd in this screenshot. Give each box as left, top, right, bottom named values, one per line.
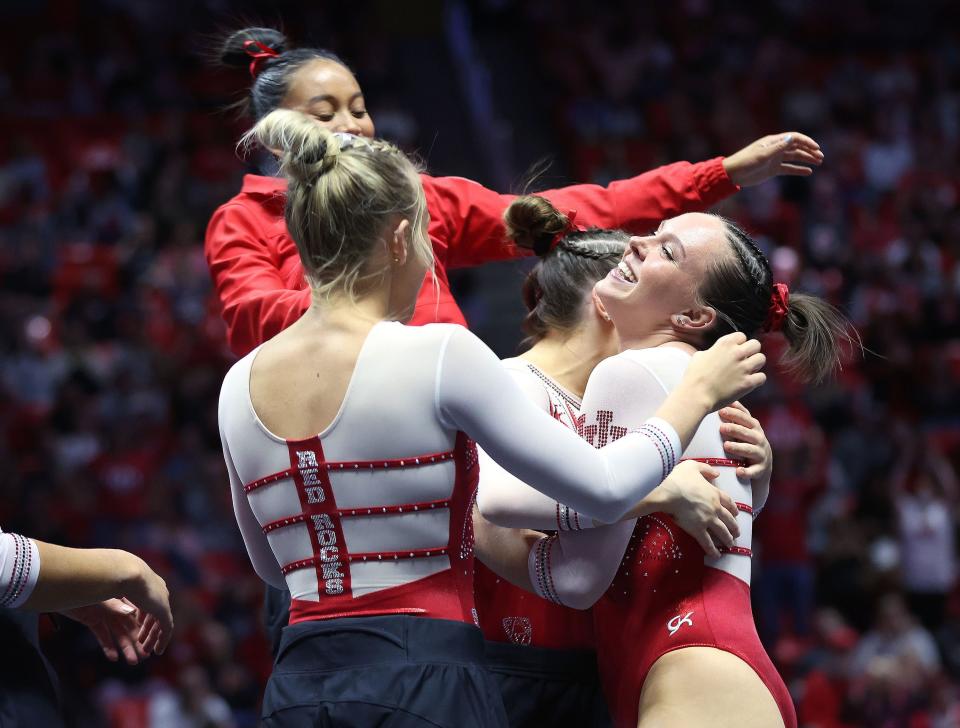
left=1, top=0, right=958, bottom=726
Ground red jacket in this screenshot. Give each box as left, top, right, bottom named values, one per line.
left=205, top=160, right=737, bottom=356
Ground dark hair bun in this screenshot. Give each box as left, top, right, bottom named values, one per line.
left=503, top=195, right=570, bottom=258
left=219, top=27, right=289, bottom=69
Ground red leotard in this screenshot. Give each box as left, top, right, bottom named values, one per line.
left=526, top=349, right=796, bottom=728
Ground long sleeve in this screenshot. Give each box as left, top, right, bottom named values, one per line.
left=205, top=201, right=311, bottom=357
left=426, top=158, right=738, bottom=270
left=435, top=328, right=681, bottom=524
left=474, top=364, right=593, bottom=530
left=219, top=427, right=286, bottom=589
left=0, top=528, right=40, bottom=608
left=526, top=350, right=676, bottom=608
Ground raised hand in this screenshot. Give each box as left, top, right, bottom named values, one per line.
left=722, top=132, right=823, bottom=187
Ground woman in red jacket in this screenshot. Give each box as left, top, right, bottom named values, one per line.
left=205, top=27, right=823, bottom=358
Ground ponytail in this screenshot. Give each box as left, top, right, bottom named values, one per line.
left=698, top=216, right=860, bottom=384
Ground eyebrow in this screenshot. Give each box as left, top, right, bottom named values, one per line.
left=306, top=92, right=365, bottom=105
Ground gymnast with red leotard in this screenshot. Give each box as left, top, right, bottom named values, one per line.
left=477, top=197, right=858, bottom=728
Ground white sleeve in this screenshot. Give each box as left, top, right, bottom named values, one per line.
left=476, top=447, right=595, bottom=530
left=475, top=366, right=593, bottom=530
left=436, top=328, right=681, bottom=524
left=526, top=350, right=677, bottom=608
left=527, top=521, right=636, bottom=609
left=220, top=430, right=286, bottom=589
left=0, top=527, right=41, bottom=609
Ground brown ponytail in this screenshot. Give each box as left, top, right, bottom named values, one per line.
left=697, top=217, right=860, bottom=384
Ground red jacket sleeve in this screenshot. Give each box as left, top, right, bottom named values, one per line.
left=425, top=157, right=738, bottom=270
left=204, top=202, right=311, bottom=357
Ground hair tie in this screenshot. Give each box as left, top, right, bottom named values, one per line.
left=244, top=39, right=280, bottom=79
left=763, top=282, right=790, bottom=333
left=536, top=210, right=586, bottom=257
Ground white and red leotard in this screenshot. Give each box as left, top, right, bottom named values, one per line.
left=218, top=323, right=688, bottom=627
left=486, top=346, right=794, bottom=728
left=474, top=359, right=594, bottom=649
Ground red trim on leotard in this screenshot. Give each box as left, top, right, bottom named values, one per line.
left=244, top=449, right=457, bottom=493
left=679, top=457, right=747, bottom=469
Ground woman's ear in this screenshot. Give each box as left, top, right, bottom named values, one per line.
left=671, top=306, right=717, bottom=333
left=389, top=219, right=410, bottom=265
left=592, top=288, right=613, bottom=323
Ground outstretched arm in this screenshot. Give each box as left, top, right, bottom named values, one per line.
left=430, top=132, right=821, bottom=269
left=437, top=328, right=763, bottom=523
left=1, top=529, right=173, bottom=656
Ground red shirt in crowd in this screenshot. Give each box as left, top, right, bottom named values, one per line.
left=205, top=159, right=738, bottom=356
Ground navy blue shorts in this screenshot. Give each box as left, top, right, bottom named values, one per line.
left=485, top=641, right=612, bottom=728
left=262, top=615, right=509, bottom=727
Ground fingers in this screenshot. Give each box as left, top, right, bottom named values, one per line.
left=723, top=440, right=764, bottom=464
left=743, top=352, right=766, bottom=373
left=113, top=625, right=142, bottom=665
left=718, top=491, right=740, bottom=521
left=785, top=131, right=821, bottom=150
left=89, top=623, right=119, bottom=662
left=709, top=519, right=736, bottom=550
left=717, top=506, right=741, bottom=541
left=694, top=529, right=722, bottom=559
left=784, top=149, right=823, bottom=166
left=717, top=331, right=747, bottom=346
left=720, top=421, right=763, bottom=445
left=718, top=406, right=754, bottom=427
left=157, top=616, right=173, bottom=655
left=746, top=372, right=767, bottom=390
left=737, top=464, right=765, bottom=479
left=141, top=620, right=161, bottom=655
left=693, top=462, right=720, bottom=480
left=777, top=163, right=814, bottom=176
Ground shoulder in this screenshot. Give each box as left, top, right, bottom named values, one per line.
left=588, top=348, right=689, bottom=395
left=219, top=348, right=258, bottom=415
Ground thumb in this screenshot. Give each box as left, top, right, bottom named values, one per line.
left=780, top=133, right=793, bottom=148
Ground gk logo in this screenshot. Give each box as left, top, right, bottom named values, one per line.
left=667, top=611, right=694, bottom=636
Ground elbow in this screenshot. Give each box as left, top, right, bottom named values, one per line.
left=560, top=578, right=602, bottom=610
left=475, top=490, right=514, bottom=528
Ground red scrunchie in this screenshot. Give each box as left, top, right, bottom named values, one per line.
left=547, top=210, right=587, bottom=253
left=763, top=282, right=790, bottom=333
left=244, top=39, right=280, bottom=79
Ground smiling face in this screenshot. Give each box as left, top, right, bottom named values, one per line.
left=594, top=213, right=731, bottom=343
left=283, top=59, right=376, bottom=137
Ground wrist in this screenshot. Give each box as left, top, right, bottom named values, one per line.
left=113, top=550, right=146, bottom=600
left=636, top=488, right=667, bottom=518
left=674, top=379, right=716, bottom=416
